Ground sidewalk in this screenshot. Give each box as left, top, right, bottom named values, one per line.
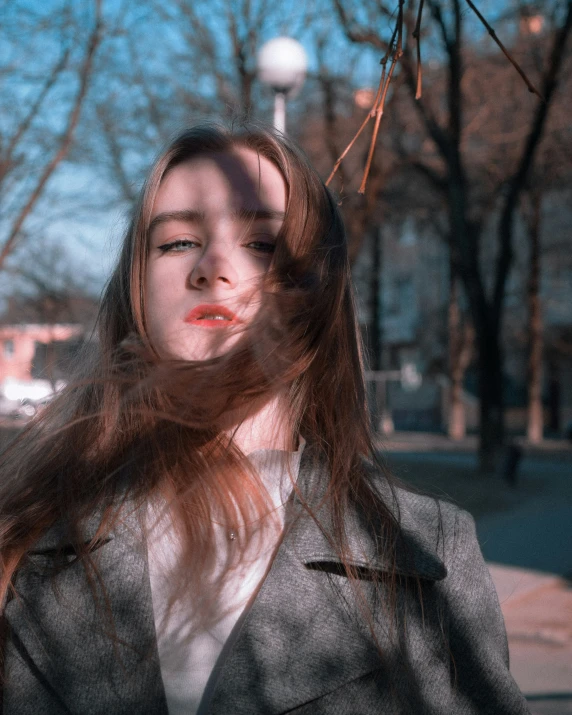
left=488, top=564, right=572, bottom=714
left=381, top=430, right=572, bottom=457
left=382, top=435, right=572, bottom=713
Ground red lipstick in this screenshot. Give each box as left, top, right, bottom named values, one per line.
left=184, top=304, right=239, bottom=327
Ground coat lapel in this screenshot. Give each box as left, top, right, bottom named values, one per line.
left=3, top=502, right=168, bottom=714
left=5, top=450, right=448, bottom=715
left=206, top=450, right=448, bottom=715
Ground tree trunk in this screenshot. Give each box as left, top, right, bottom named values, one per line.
left=447, top=172, right=505, bottom=469
left=525, top=191, right=544, bottom=443
left=448, top=265, right=468, bottom=440
left=369, top=225, right=391, bottom=432
left=371, top=225, right=383, bottom=372
left=448, top=306, right=474, bottom=439
left=547, top=358, right=560, bottom=433
left=447, top=173, right=506, bottom=470
left=476, top=318, right=505, bottom=474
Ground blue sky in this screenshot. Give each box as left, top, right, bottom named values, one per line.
left=1, top=0, right=554, bottom=299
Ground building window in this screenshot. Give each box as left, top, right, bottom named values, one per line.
left=4, top=339, right=14, bottom=359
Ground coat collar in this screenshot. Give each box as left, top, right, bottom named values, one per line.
left=204, top=446, right=448, bottom=715
left=4, top=502, right=168, bottom=714
left=286, top=445, right=447, bottom=581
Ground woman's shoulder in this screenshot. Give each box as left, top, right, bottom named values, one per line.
left=362, top=459, right=477, bottom=576
left=393, top=481, right=473, bottom=541
left=364, top=457, right=469, bottom=528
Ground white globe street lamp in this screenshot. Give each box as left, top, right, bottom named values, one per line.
left=257, top=37, right=308, bottom=134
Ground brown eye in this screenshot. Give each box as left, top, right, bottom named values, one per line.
left=246, top=241, right=275, bottom=254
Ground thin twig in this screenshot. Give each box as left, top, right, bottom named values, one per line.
left=463, top=0, right=543, bottom=100
left=358, top=55, right=399, bottom=193
left=413, top=0, right=425, bottom=99
left=324, top=64, right=386, bottom=186
left=2, top=48, right=71, bottom=182
left=325, top=22, right=398, bottom=187
left=325, top=109, right=371, bottom=186
left=359, top=1, right=404, bottom=194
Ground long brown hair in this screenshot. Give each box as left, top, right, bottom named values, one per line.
left=0, top=124, right=401, bottom=627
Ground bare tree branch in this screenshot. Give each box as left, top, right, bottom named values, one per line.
left=0, top=48, right=71, bottom=186
left=326, top=18, right=398, bottom=187
left=332, top=0, right=546, bottom=187
left=493, top=0, right=572, bottom=320
left=463, top=0, right=543, bottom=100
left=426, top=0, right=452, bottom=51
left=325, top=77, right=382, bottom=186
left=0, top=0, right=104, bottom=271
left=412, top=0, right=425, bottom=99
left=410, top=159, right=447, bottom=191
left=332, top=0, right=390, bottom=51
left=359, top=0, right=404, bottom=193
left=96, top=103, right=136, bottom=203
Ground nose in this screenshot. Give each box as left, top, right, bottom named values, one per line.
left=188, top=244, right=239, bottom=290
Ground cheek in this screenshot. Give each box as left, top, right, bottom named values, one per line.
left=145, top=265, right=178, bottom=334
left=236, top=254, right=273, bottom=290
left=147, top=257, right=185, bottom=299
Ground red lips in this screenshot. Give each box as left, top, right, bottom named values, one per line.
left=184, top=304, right=240, bottom=327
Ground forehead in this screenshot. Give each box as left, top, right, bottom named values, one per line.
left=152, top=147, right=287, bottom=218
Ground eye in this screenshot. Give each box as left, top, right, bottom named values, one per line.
left=245, top=235, right=276, bottom=254
left=157, top=238, right=200, bottom=253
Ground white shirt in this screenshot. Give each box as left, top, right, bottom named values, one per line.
left=146, top=441, right=305, bottom=715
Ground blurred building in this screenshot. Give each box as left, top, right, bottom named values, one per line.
left=354, top=203, right=572, bottom=437
left=0, top=324, right=84, bottom=382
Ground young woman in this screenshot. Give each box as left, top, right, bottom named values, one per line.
left=0, top=125, right=530, bottom=714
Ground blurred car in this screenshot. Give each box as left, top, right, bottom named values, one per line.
left=1, top=396, right=52, bottom=420
left=0, top=378, right=64, bottom=420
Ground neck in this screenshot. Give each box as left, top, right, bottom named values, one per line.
left=224, top=392, right=293, bottom=454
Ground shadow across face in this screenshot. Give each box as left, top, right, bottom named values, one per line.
left=145, top=148, right=287, bottom=362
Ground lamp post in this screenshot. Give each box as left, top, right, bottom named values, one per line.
left=257, top=37, right=308, bottom=134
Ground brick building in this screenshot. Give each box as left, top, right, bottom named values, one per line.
left=0, top=324, right=83, bottom=385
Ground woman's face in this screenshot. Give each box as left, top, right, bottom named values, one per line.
left=146, top=148, right=287, bottom=360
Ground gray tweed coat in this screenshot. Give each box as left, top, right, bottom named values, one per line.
left=2, top=451, right=531, bottom=714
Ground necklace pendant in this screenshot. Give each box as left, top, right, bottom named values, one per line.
left=228, top=530, right=237, bottom=541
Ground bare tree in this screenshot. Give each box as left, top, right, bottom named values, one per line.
left=1, top=242, right=99, bottom=329
left=334, top=0, right=572, bottom=471
left=0, top=0, right=104, bottom=271
left=73, top=0, right=315, bottom=209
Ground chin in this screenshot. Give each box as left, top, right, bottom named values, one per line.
left=162, top=338, right=237, bottom=362
left=149, top=323, right=243, bottom=363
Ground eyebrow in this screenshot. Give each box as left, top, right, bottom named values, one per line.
left=149, top=207, right=285, bottom=234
